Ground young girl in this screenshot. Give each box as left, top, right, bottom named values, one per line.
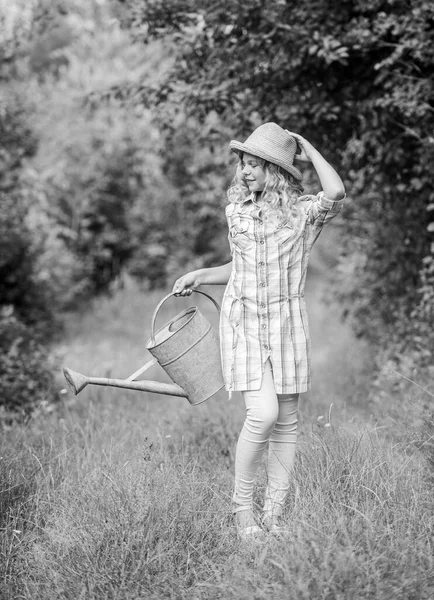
left=172, top=122, right=345, bottom=540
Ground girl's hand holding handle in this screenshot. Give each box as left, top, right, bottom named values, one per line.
left=285, top=130, right=317, bottom=162
left=172, top=272, right=201, bottom=296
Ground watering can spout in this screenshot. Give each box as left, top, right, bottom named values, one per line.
left=63, top=367, right=89, bottom=395
left=62, top=367, right=187, bottom=398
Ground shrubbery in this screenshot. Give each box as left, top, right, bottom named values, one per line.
left=0, top=308, right=55, bottom=415
left=0, top=95, right=56, bottom=415
left=2, top=0, right=432, bottom=415
left=122, top=0, right=434, bottom=367
left=0, top=0, right=178, bottom=415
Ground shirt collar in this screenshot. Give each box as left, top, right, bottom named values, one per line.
left=240, top=192, right=257, bottom=205
left=239, top=193, right=264, bottom=218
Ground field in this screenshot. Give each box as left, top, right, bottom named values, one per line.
left=1, top=235, right=433, bottom=600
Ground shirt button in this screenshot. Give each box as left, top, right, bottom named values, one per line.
left=263, top=344, right=269, bottom=350
left=261, top=324, right=266, bottom=329
left=260, top=240, right=265, bottom=245
left=261, top=302, right=266, bottom=308
left=259, top=261, right=265, bottom=266
left=260, top=282, right=266, bottom=287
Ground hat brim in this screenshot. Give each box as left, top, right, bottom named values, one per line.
left=230, top=140, right=303, bottom=181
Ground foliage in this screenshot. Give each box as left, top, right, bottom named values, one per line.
left=20, top=0, right=176, bottom=299
left=0, top=308, right=55, bottom=414
left=1, top=0, right=182, bottom=300
left=0, top=93, right=58, bottom=413
left=28, top=100, right=173, bottom=300
left=151, top=113, right=234, bottom=276
left=0, top=0, right=179, bottom=412
left=121, top=0, right=434, bottom=363
left=0, top=97, right=52, bottom=327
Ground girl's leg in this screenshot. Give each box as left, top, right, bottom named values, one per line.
left=233, top=361, right=278, bottom=524
left=263, top=393, right=299, bottom=522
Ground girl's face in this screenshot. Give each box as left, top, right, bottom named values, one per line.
left=241, top=153, right=266, bottom=192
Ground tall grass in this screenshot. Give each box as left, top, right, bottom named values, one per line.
left=1, top=280, right=433, bottom=599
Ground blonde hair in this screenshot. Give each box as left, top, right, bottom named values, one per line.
left=227, top=155, right=304, bottom=224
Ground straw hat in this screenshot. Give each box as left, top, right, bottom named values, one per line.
left=229, top=122, right=302, bottom=181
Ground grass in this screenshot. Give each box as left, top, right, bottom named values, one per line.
left=1, top=275, right=434, bottom=599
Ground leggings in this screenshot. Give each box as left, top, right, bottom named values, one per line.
left=233, top=360, right=299, bottom=517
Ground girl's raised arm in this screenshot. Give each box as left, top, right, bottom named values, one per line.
left=286, top=130, right=345, bottom=201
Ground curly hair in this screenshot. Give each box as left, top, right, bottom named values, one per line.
left=227, top=155, right=304, bottom=225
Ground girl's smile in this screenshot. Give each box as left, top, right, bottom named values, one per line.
left=241, top=153, right=266, bottom=192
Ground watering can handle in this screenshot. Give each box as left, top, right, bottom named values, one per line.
left=150, top=290, right=221, bottom=343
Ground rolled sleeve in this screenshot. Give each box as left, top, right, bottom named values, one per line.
left=302, top=191, right=345, bottom=226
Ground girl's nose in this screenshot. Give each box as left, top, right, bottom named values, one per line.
left=242, top=165, right=250, bottom=175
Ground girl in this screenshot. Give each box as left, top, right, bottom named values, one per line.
left=172, top=122, right=345, bottom=540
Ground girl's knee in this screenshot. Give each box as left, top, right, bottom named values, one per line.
left=245, top=403, right=279, bottom=435
left=261, top=406, right=279, bottom=432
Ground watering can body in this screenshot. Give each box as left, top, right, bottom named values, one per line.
left=63, top=291, right=225, bottom=405
left=147, top=302, right=224, bottom=405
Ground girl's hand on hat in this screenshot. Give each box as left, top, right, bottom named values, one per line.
left=172, top=272, right=200, bottom=296
left=285, top=131, right=316, bottom=162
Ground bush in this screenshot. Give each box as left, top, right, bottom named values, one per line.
left=0, top=83, right=57, bottom=414
left=0, top=308, right=55, bottom=415
left=0, top=191, right=55, bottom=330
left=123, top=0, right=434, bottom=364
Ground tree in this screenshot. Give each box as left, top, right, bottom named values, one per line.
left=0, top=0, right=178, bottom=413
left=0, top=95, right=58, bottom=414
left=120, top=0, right=434, bottom=361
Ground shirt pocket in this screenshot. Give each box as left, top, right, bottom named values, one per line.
left=229, top=216, right=254, bottom=252
left=273, top=221, right=297, bottom=246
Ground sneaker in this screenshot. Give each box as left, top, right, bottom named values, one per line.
left=237, top=524, right=264, bottom=542
left=235, top=508, right=264, bottom=542
left=262, top=513, right=287, bottom=534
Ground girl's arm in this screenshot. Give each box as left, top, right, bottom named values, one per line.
left=172, top=262, right=233, bottom=296
left=286, top=131, right=345, bottom=201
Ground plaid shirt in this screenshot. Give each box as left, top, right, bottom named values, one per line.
left=219, top=192, right=344, bottom=394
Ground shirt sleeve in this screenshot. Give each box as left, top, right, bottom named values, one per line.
left=300, top=191, right=345, bottom=227
left=225, top=203, right=235, bottom=254
left=227, top=231, right=234, bottom=255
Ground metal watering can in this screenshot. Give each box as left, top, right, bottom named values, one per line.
left=63, top=291, right=225, bottom=405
